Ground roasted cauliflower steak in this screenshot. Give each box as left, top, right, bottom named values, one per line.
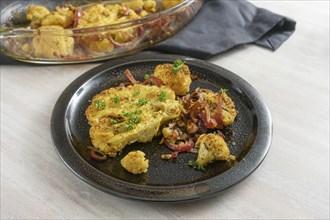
left=85, top=84, right=182, bottom=156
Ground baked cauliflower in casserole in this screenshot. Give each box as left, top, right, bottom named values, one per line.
left=153, top=61, right=192, bottom=96
left=23, top=1, right=159, bottom=57
left=76, top=2, right=157, bottom=52
left=26, top=5, right=74, bottom=28
left=162, top=0, right=184, bottom=9
left=26, top=5, right=50, bottom=28
left=32, top=25, right=74, bottom=58
left=121, top=150, right=149, bottom=174
left=195, top=133, right=234, bottom=166
left=85, top=84, right=182, bottom=156
left=40, top=6, right=74, bottom=28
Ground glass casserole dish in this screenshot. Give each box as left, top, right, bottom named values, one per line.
left=0, top=0, right=203, bottom=64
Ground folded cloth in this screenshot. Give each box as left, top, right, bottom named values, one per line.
left=149, top=0, right=296, bottom=59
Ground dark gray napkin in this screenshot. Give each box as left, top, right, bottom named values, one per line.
left=149, top=0, right=296, bottom=59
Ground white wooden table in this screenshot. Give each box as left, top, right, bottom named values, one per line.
left=1, top=1, right=329, bottom=219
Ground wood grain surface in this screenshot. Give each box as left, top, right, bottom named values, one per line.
left=1, top=1, right=329, bottom=219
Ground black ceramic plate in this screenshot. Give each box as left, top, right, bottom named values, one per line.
left=51, top=54, right=272, bottom=202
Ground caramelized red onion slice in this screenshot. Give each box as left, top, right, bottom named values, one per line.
left=124, top=69, right=138, bottom=85
left=188, top=93, right=207, bottom=122
left=87, top=146, right=107, bottom=161
left=143, top=76, right=163, bottom=86
left=164, top=139, right=194, bottom=152
left=189, top=103, right=201, bottom=123
left=198, top=101, right=218, bottom=129
left=170, top=146, right=197, bottom=159
left=171, top=151, right=179, bottom=159
left=73, top=7, right=83, bottom=28
left=191, top=91, right=204, bottom=103
left=197, top=120, right=207, bottom=134
left=123, top=68, right=163, bottom=86
left=198, top=112, right=217, bottom=129
left=108, top=34, right=137, bottom=48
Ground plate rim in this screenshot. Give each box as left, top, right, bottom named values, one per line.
left=50, top=53, right=272, bottom=202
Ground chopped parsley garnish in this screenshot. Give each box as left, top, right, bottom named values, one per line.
left=128, top=115, right=142, bottom=124
left=172, top=59, right=185, bottom=74
left=94, top=99, right=106, bottom=110
left=124, top=124, right=135, bottom=131
left=122, top=111, right=131, bottom=117
left=123, top=110, right=143, bottom=117
left=121, top=110, right=143, bottom=129
left=220, top=88, right=228, bottom=93
left=188, top=160, right=205, bottom=172
left=158, top=90, right=167, bottom=102
left=137, top=98, right=148, bottom=106
left=134, top=109, right=143, bottom=114
left=113, top=95, right=120, bottom=104
left=133, top=90, right=140, bottom=97
left=144, top=73, right=151, bottom=79
left=110, top=118, right=120, bottom=124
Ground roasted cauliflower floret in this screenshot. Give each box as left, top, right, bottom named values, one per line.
left=76, top=3, right=137, bottom=52
left=76, top=4, right=116, bottom=52
left=76, top=4, right=118, bottom=28
left=143, top=0, right=157, bottom=13
left=153, top=62, right=192, bottom=96
left=86, top=84, right=182, bottom=156
left=162, top=0, right=183, bottom=9
left=26, top=5, right=50, bottom=28
left=41, top=6, right=74, bottom=28
left=195, top=133, right=232, bottom=166
left=201, top=90, right=238, bottom=126
left=121, top=150, right=149, bottom=174
left=32, top=25, right=74, bottom=58
left=122, top=0, right=144, bottom=11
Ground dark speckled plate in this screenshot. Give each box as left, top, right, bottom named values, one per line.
left=51, top=54, right=272, bottom=202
